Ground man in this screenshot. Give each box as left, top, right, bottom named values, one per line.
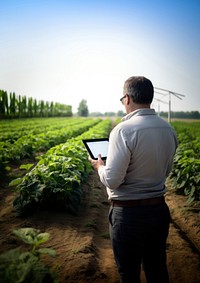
left=90, top=76, right=178, bottom=283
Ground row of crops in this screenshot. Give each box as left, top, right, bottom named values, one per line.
left=6, top=118, right=112, bottom=215
left=0, top=117, right=101, bottom=172
left=1, top=118, right=199, bottom=216
left=170, top=121, right=200, bottom=204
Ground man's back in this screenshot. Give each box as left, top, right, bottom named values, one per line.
left=99, top=109, right=178, bottom=200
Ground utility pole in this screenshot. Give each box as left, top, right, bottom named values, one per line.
left=154, top=87, right=185, bottom=123
left=153, top=97, right=168, bottom=116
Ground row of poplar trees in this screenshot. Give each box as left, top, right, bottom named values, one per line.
left=0, top=90, right=73, bottom=119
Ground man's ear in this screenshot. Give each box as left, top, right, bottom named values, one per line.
left=126, top=94, right=131, bottom=105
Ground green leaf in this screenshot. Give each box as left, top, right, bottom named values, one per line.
left=9, top=177, right=22, bottom=187
left=12, top=228, right=50, bottom=247
left=35, top=233, right=50, bottom=246
left=37, top=248, right=56, bottom=257
left=20, top=163, right=34, bottom=171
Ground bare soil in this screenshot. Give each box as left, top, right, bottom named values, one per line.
left=0, top=170, right=200, bottom=283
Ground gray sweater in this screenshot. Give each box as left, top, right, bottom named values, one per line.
left=98, top=108, right=178, bottom=200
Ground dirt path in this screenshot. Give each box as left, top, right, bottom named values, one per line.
left=0, top=170, right=200, bottom=283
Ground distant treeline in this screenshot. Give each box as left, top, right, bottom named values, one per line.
left=90, top=110, right=200, bottom=119
left=90, top=110, right=125, bottom=117
left=159, top=111, right=200, bottom=119
left=0, top=90, right=72, bottom=119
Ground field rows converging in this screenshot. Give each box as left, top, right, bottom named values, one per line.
left=0, top=118, right=101, bottom=172
left=1, top=118, right=199, bottom=215
left=0, top=117, right=200, bottom=283
left=10, top=118, right=112, bottom=216
left=0, top=117, right=93, bottom=139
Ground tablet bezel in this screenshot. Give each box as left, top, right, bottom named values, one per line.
left=82, top=138, right=109, bottom=160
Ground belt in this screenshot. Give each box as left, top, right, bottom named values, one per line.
left=111, top=196, right=165, bottom=207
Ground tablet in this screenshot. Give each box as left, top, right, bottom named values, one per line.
left=82, top=138, right=109, bottom=160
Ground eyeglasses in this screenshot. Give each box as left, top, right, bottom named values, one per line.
left=120, top=95, right=126, bottom=104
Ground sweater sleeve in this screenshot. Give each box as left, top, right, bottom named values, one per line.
left=98, top=126, right=131, bottom=190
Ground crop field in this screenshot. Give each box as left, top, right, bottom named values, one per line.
left=170, top=121, right=200, bottom=203
left=0, top=117, right=200, bottom=283
left=0, top=117, right=112, bottom=214
left=1, top=117, right=199, bottom=210
left=0, top=117, right=101, bottom=171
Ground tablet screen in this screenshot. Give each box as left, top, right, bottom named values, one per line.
left=82, top=138, right=109, bottom=160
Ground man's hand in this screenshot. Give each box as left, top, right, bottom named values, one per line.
left=89, top=154, right=105, bottom=171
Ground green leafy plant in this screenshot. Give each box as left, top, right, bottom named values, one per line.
left=12, top=119, right=112, bottom=216
left=170, top=122, right=200, bottom=203
left=0, top=228, right=56, bottom=283
left=12, top=228, right=56, bottom=257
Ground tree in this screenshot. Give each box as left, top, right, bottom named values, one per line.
left=0, top=89, right=74, bottom=119
left=77, top=99, right=89, bottom=117
left=33, top=99, right=37, bottom=117
left=117, top=110, right=125, bottom=117
left=27, top=97, right=33, bottom=117
left=10, top=92, right=16, bottom=118
left=0, top=90, right=8, bottom=118
left=39, top=100, right=45, bottom=117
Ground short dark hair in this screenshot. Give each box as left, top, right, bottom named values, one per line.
left=123, top=76, right=154, bottom=104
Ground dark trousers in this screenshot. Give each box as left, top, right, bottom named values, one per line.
left=109, top=202, right=170, bottom=283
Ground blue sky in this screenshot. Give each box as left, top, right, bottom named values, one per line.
left=0, top=0, right=200, bottom=113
